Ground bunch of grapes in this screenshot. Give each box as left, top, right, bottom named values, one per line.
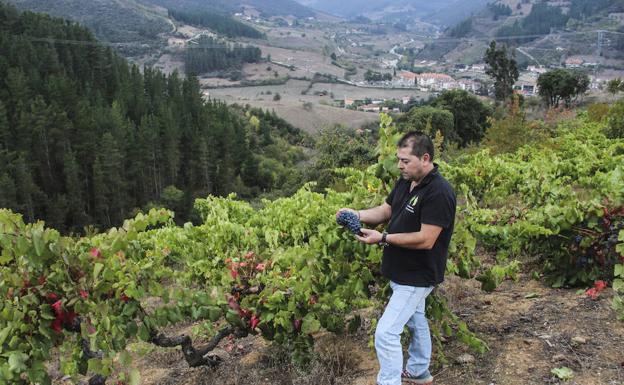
left=336, top=211, right=363, bottom=236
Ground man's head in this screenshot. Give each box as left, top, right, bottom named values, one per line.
left=396, top=131, right=434, bottom=183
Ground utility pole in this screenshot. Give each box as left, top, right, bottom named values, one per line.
left=597, top=30, right=605, bottom=58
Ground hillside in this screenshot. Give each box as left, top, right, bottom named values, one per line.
left=0, top=3, right=310, bottom=232
left=295, top=0, right=489, bottom=26
left=5, top=0, right=172, bottom=56
left=416, top=0, right=624, bottom=67
left=2, top=101, right=623, bottom=384
left=144, top=0, right=315, bottom=18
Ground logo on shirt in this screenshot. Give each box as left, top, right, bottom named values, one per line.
left=406, top=196, right=419, bottom=213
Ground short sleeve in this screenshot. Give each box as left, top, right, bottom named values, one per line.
left=421, top=191, right=455, bottom=229
left=385, top=179, right=402, bottom=206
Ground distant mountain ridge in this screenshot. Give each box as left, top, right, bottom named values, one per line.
left=6, top=0, right=171, bottom=55
left=6, top=0, right=317, bottom=56
left=295, top=0, right=489, bottom=26
left=143, top=0, right=315, bottom=18
left=416, top=0, right=624, bottom=66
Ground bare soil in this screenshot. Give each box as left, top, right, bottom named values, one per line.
left=122, top=275, right=624, bottom=385
left=205, top=79, right=430, bottom=133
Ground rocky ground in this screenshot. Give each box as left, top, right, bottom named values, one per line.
left=124, top=274, right=624, bottom=385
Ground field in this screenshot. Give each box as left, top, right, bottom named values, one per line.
left=206, top=79, right=431, bottom=132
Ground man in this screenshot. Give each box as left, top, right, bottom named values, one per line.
left=337, top=131, right=456, bottom=385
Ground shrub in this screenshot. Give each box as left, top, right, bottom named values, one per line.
left=605, top=99, right=624, bottom=138
left=587, top=103, right=610, bottom=122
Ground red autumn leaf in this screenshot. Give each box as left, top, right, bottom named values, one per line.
left=227, top=297, right=240, bottom=311
left=51, top=318, right=63, bottom=333
left=585, top=288, right=598, bottom=300
left=120, top=293, right=130, bottom=303
left=239, top=262, right=248, bottom=268
left=244, top=251, right=255, bottom=260
left=250, top=315, right=260, bottom=329
left=594, top=280, right=607, bottom=291
left=46, top=292, right=58, bottom=302
left=255, top=263, right=266, bottom=272
left=89, top=247, right=102, bottom=259
left=51, top=300, right=63, bottom=315
left=293, top=318, right=302, bottom=332
left=230, top=269, right=239, bottom=280
left=38, top=276, right=46, bottom=285
left=308, top=295, right=318, bottom=305
left=79, top=290, right=89, bottom=299
left=238, top=308, right=251, bottom=318
left=64, top=311, right=77, bottom=325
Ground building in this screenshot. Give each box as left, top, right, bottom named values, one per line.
left=471, top=63, right=486, bottom=72
left=565, top=57, right=584, bottom=68
left=528, top=65, right=548, bottom=74
left=395, top=70, right=417, bottom=86
left=458, top=79, right=480, bottom=93
left=608, top=13, right=624, bottom=23
left=360, top=104, right=381, bottom=112
left=416, top=73, right=456, bottom=91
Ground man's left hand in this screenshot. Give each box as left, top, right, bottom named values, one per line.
left=355, top=228, right=382, bottom=244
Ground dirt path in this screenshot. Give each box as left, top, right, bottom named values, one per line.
left=120, top=276, right=624, bottom=385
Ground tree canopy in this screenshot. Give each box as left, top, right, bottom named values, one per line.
left=484, top=41, right=519, bottom=101
left=433, top=90, right=492, bottom=146
left=0, top=3, right=305, bottom=232
left=537, top=69, right=590, bottom=108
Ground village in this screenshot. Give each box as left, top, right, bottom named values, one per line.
left=344, top=56, right=616, bottom=113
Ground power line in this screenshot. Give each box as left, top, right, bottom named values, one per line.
left=8, top=27, right=623, bottom=51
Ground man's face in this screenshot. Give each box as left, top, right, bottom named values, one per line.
left=396, top=146, right=430, bottom=182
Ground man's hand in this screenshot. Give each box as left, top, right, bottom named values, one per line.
left=355, top=228, right=382, bottom=244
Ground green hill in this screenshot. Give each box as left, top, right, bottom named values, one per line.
left=145, top=0, right=315, bottom=18
left=417, top=0, right=624, bottom=67
left=6, top=0, right=172, bottom=56
left=0, top=2, right=309, bottom=232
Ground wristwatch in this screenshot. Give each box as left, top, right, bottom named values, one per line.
left=379, top=231, right=388, bottom=247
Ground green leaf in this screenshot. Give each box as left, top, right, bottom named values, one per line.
left=138, top=324, right=150, bottom=342
left=524, top=292, right=540, bottom=299
left=301, top=314, right=321, bottom=334
left=118, top=351, right=132, bottom=367
left=0, top=325, right=12, bottom=346
left=93, top=263, right=103, bottom=282
left=8, top=352, right=28, bottom=373
left=129, top=369, right=140, bottom=385
left=551, top=366, right=574, bottom=381
left=87, top=358, right=103, bottom=375
left=615, top=264, right=624, bottom=278
left=31, top=228, right=44, bottom=257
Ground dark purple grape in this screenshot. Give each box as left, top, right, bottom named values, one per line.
left=336, top=211, right=363, bottom=236
left=574, top=235, right=583, bottom=244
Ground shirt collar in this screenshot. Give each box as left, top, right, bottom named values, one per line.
left=415, top=163, right=439, bottom=188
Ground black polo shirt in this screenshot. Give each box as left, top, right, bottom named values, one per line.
left=382, top=165, right=456, bottom=286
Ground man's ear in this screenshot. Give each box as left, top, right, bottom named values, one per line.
left=422, top=152, right=431, bottom=163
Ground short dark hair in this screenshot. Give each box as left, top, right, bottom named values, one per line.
left=398, top=131, right=434, bottom=161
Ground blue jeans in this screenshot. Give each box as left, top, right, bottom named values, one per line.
left=375, top=281, right=433, bottom=385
